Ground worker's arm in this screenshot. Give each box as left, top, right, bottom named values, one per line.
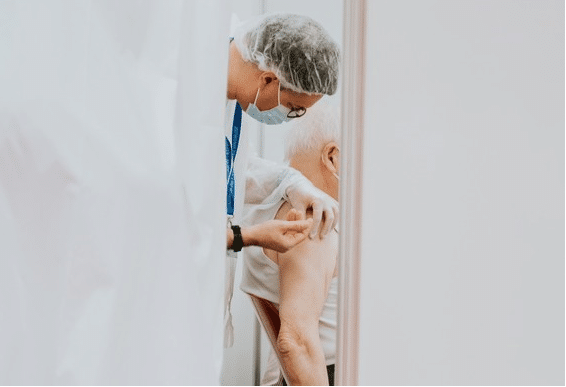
left=226, top=216, right=312, bottom=252
left=275, top=217, right=338, bottom=385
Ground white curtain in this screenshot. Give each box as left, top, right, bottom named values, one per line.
left=0, top=0, right=230, bottom=384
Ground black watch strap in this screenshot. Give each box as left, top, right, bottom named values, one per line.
left=231, top=225, right=244, bottom=252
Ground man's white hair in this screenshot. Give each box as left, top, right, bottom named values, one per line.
left=284, top=101, right=340, bottom=161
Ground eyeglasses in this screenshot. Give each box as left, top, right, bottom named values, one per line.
left=287, top=106, right=307, bottom=118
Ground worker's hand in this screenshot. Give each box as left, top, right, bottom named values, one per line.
left=243, top=209, right=313, bottom=253
left=285, top=178, right=338, bottom=239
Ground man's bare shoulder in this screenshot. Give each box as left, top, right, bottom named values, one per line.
left=274, top=201, right=338, bottom=274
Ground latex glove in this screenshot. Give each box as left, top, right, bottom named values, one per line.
left=285, top=178, right=338, bottom=239
left=240, top=209, right=313, bottom=253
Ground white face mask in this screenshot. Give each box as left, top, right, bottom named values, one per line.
left=245, top=82, right=292, bottom=125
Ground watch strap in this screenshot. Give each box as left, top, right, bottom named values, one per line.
left=231, top=225, right=244, bottom=252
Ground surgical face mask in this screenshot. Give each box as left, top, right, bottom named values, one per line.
left=245, top=82, right=292, bottom=125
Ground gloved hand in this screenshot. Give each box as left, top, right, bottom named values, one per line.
left=285, top=177, right=338, bottom=239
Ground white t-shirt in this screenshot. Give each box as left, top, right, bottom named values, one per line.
left=239, top=192, right=338, bottom=379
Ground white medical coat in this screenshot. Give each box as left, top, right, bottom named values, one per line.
left=223, top=99, right=306, bottom=347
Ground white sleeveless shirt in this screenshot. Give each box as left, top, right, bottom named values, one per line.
left=240, top=197, right=338, bottom=366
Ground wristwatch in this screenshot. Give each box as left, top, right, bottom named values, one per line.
left=231, top=224, right=244, bottom=252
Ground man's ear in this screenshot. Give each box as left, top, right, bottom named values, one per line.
left=258, top=72, right=278, bottom=89
left=322, top=142, right=340, bottom=173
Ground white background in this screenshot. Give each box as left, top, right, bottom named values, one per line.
left=358, top=0, right=564, bottom=384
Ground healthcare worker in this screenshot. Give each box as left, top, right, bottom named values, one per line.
left=222, top=13, right=341, bottom=347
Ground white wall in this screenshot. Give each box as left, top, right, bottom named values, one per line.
left=357, top=0, right=564, bottom=385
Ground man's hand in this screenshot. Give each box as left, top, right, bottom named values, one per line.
left=285, top=179, right=338, bottom=239
left=243, top=209, right=313, bottom=253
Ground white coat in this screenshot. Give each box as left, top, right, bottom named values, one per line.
left=223, top=99, right=306, bottom=347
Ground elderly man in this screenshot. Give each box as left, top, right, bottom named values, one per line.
left=241, top=103, right=340, bottom=385
left=222, top=13, right=341, bottom=348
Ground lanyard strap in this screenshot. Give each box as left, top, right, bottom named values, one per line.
left=226, top=102, right=242, bottom=216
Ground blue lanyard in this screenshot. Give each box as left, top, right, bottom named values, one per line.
left=226, top=102, right=242, bottom=216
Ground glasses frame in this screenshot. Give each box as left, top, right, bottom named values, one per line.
left=287, top=107, right=307, bottom=118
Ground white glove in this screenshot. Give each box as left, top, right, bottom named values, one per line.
left=285, top=177, right=338, bottom=239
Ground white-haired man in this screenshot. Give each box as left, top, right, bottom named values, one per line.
left=241, top=102, right=340, bottom=385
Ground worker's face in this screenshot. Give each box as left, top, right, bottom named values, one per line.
left=247, top=73, right=323, bottom=118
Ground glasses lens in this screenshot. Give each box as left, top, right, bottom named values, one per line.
left=287, top=107, right=306, bottom=118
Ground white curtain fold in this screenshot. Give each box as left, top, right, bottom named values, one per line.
left=0, top=0, right=230, bottom=384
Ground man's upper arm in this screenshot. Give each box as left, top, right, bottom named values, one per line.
left=277, top=232, right=338, bottom=332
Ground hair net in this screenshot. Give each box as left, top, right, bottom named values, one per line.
left=233, top=13, right=340, bottom=96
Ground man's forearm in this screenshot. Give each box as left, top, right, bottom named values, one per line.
left=227, top=225, right=261, bottom=250
left=277, top=325, right=328, bottom=385
left=227, top=219, right=311, bottom=252
left=227, top=225, right=255, bottom=250
left=241, top=225, right=258, bottom=247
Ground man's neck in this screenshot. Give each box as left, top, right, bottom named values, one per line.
left=290, top=156, right=337, bottom=200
